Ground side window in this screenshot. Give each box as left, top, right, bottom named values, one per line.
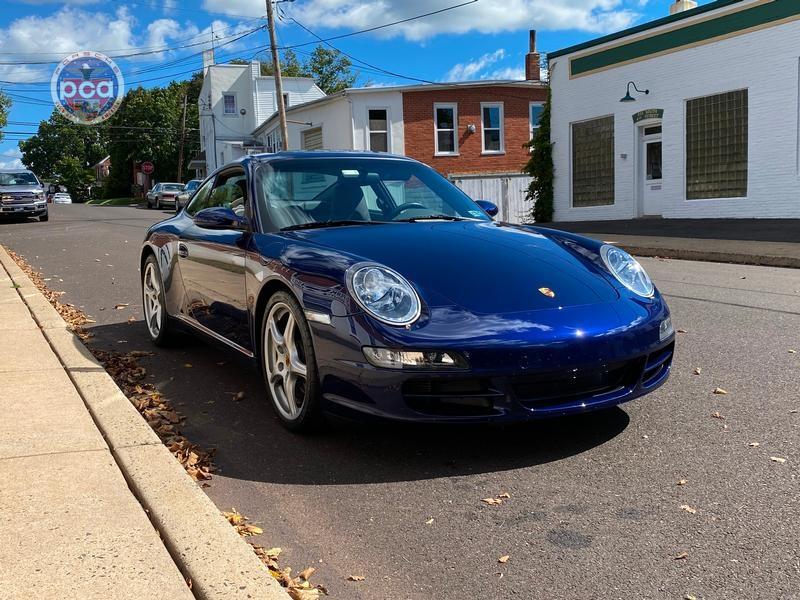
left=185, top=179, right=215, bottom=216
left=207, top=170, right=248, bottom=216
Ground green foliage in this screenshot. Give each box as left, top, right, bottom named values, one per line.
left=53, top=155, right=95, bottom=201
left=254, top=46, right=357, bottom=94
left=522, top=89, right=554, bottom=223
left=0, top=91, right=10, bottom=142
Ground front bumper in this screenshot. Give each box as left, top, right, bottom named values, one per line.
left=0, top=202, right=47, bottom=216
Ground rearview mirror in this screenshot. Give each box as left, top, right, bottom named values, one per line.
left=194, top=207, right=248, bottom=230
left=475, top=200, right=499, bottom=217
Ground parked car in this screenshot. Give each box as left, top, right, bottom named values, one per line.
left=175, top=179, right=201, bottom=213
left=140, top=152, right=674, bottom=431
left=146, top=182, right=184, bottom=209
left=52, top=193, right=73, bottom=204
left=0, top=168, right=48, bottom=221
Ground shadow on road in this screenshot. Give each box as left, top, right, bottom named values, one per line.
left=87, top=320, right=630, bottom=486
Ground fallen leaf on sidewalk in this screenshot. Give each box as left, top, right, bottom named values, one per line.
left=677, top=328, right=687, bottom=334
left=712, top=387, right=728, bottom=395
left=425, top=518, right=434, bottom=525
left=497, top=492, right=511, bottom=499
left=748, top=442, right=760, bottom=448
left=482, top=497, right=502, bottom=506
left=680, top=505, right=697, bottom=514
left=693, top=367, right=701, bottom=375
left=127, top=315, right=136, bottom=324
left=113, top=303, right=129, bottom=309
left=711, top=412, right=725, bottom=420
left=347, top=575, right=365, bottom=582
left=677, top=479, right=688, bottom=486
left=231, top=391, right=245, bottom=401
left=498, top=555, right=510, bottom=564
left=770, top=457, right=787, bottom=464
left=298, top=567, right=316, bottom=581
left=674, top=552, right=689, bottom=560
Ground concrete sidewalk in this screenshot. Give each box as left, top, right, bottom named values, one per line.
left=541, top=218, right=800, bottom=268
left=0, top=248, right=288, bottom=600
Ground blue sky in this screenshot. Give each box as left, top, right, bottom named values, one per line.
left=0, top=0, right=709, bottom=168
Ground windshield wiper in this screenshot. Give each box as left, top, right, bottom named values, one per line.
left=393, top=214, right=468, bottom=222
left=281, top=220, right=387, bottom=231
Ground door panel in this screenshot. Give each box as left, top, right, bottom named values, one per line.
left=178, top=170, right=253, bottom=352
left=640, top=126, right=663, bottom=216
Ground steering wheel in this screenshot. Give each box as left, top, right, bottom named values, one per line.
left=387, top=202, right=427, bottom=220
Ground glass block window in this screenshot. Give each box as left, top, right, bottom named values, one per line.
left=368, top=109, right=389, bottom=152
left=572, top=116, right=615, bottom=207
left=686, top=89, right=748, bottom=199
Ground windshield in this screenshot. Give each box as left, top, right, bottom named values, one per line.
left=186, top=180, right=200, bottom=191
left=0, top=172, right=39, bottom=186
left=162, top=184, right=183, bottom=191
left=255, top=157, right=489, bottom=231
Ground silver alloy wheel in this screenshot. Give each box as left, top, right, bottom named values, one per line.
left=142, top=262, right=163, bottom=339
left=264, top=302, right=308, bottom=420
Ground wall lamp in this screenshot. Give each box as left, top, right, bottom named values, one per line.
left=620, top=81, right=649, bottom=102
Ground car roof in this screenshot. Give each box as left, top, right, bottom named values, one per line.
left=252, top=150, right=416, bottom=163
left=0, top=168, right=35, bottom=173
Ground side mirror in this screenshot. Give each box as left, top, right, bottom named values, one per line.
left=194, top=207, right=248, bottom=230
left=475, top=200, right=499, bottom=217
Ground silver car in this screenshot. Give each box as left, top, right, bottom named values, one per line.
left=146, top=182, right=184, bottom=209
left=0, top=169, right=48, bottom=221
left=174, top=179, right=202, bottom=213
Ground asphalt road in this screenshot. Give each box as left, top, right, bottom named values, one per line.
left=2, top=204, right=799, bottom=600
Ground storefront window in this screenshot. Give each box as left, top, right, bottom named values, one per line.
left=572, top=116, right=615, bottom=207
left=686, top=89, right=748, bottom=199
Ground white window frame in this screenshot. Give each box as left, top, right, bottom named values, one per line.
left=222, top=93, right=237, bottom=116
left=265, top=127, right=283, bottom=153
left=480, top=102, right=505, bottom=154
left=366, top=106, right=391, bottom=153
left=529, top=101, right=544, bottom=140
left=434, top=102, right=459, bottom=156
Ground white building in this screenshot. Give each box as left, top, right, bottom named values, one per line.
left=252, top=88, right=406, bottom=154
left=198, top=56, right=325, bottom=177
left=548, top=0, right=800, bottom=221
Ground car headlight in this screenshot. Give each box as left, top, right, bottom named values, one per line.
left=346, top=263, right=421, bottom=326
left=600, top=244, right=654, bottom=298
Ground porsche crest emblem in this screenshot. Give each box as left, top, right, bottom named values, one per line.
left=538, top=287, right=556, bottom=298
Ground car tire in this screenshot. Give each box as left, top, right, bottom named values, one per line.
left=39, top=212, right=49, bottom=222
left=261, top=291, right=324, bottom=432
left=146, top=197, right=152, bottom=209
left=141, top=254, right=175, bottom=347
left=155, top=197, right=161, bottom=210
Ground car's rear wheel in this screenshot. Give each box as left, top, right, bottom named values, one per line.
left=261, top=292, right=323, bottom=431
left=142, top=255, right=174, bottom=346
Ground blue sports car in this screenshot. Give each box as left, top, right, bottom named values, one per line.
left=140, top=151, right=674, bottom=431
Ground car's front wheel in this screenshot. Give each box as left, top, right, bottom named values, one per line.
left=261, top=292, right=323, bottom=431
left=39, top=212, right=49, bottom=222
left=142, top=255, right=175, bottom=346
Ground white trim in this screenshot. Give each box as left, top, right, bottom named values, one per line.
left=434, top=102, right=459, bottom=156
left=222, top=92, right=238, bottom=116
left=480, top=102, right=505, bottom=154
left=366, top=106, right=391, bottom=153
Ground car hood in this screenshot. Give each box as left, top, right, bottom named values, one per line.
left=0, top=185, right=43, bottom=193
left=284, top=221, right=619, bottom=314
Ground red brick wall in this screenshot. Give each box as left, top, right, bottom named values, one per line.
left=402, top=86, right=547, bottom=176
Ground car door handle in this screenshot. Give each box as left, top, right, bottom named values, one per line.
left=178, top=243, right=189, bottom=258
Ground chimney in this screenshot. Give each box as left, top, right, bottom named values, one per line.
left=669, top=0, right=697, bottom=15
left=525, top=30, right=541, bottom=81
left=202, top=48, right=215, bottom=70
left=251, top=60, right=261, bottom=79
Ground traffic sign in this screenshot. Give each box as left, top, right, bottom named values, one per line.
left=141, top=161, right=154, bottom=174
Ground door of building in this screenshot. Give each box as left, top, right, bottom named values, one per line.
left=639, top=124, right=663, bottom=216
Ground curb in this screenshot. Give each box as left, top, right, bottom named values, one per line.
left=617, top=244, right=800, bottom=269
left=0, top=247, right=290, bottom=600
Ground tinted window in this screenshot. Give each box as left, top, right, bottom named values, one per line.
left=185, top=178, right=215, bottom=216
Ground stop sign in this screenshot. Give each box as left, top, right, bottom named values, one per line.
left=141, top=161, right=154, bottom=174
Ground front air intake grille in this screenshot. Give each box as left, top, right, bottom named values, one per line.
left=403, top=378, right=503, bottom=416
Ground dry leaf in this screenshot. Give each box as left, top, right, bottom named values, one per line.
left=677, top=328, right=687, bottom=334
left=425, top=518, right=434, bottom=525
left=184, top=363, right=193, bottom=368
left=711, top=412, right=725, bottom=420
left=686, top=595, right=698, bottom=600
left=347, top=575, right=365, bottom=582
left=127, top=315, right=136, bottom=324
left=298, top=567, right=316, bottom=581
left=770, top=456, right=787, bottom=464
left=482, top=497, right=502, bottom=506
left=748, top=442, right=760, bottom=448
left=113, top=303, right=129, bottom=310
left=712, top=387, right=728, bottom=395
left=789, top=349, right=797, bottom=354
left=680, top=505, right=697, bottom=514
left=498, top=555, right=510, bottom=564
left=693, top=367, right=701, bottom=375
left=674, top=552, right=689, bottom=560
left=677, top=479, right=688, bottom=486
left=232, top=391, right=245, bottom=401
left=497, top=492, right=511, bottom=499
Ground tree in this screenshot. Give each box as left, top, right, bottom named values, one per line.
left=0, top=91, right=10, bottom=143
left=523, top=89, right=553, bottom=223
left=252, top=46, right=357, bottom=94
left=53, top=155, right=95, bottom=201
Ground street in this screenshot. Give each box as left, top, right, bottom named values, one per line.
left=2, top=204, right=799, bottom=599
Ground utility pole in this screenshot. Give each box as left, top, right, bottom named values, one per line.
left=177, top=93, right=188, bottom=182
left=265, top=0, right=289, bottom=150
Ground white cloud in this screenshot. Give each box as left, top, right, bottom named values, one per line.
left=445, top=48, right=505, bottom=81
left=483, top=66, right=525, bottom=81
left=0, top=147, right=24, bottom=170
left=202, top=0, right=640, bottom=39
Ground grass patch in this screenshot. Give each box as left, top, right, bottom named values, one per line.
left=86, top=197, right=138, bottom=206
